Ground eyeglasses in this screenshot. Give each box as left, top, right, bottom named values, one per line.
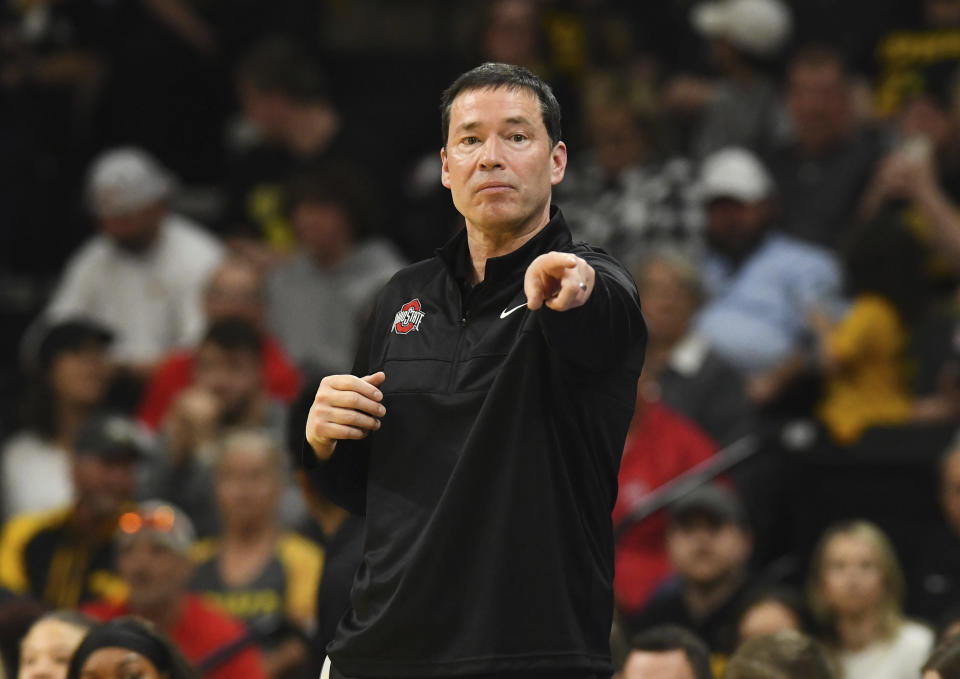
left=118, top=505, right=178, bottom=535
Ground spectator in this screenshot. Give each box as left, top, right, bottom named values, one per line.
left=627, top=484, right=754, bottom=660
left=18, top=611, right=94, bottom=679
left=807, top=520, right=934, bottom=679
left=616, top=625, right=714, bottom=679
left=860, top=60, right=960, bottom=281
left=613, top=369, right=718, bottom=615
left=142, top=319, right=300, bottom=535
left=555, top=95, right=704, bottom=272
left=909, top=440, right=960, bottom=624
left=764, top=45, right=889, bottom=249
left=83, top=501, right=268, bottom=679
left=222, top=37, right=354, bottom=257
left=0, top=413, right=143, bottom=608
left=813, top=217, right=958, bottom=444
left=65, top=617, right=197, bottom=679
left=725, top=630, right=835, bottom=679
left=192, top=429, right=323, bottom=678
left=44, top=148, right=224, bottom=376
left=734, top=587, right=809, bottom=646
left=266, top=168, right=405, bottom=375
left=694, top=147, right=842, bottom=406
left=633, top=250, right=754, bottom=445
left=665, top=0, right=791, bottom=158
left=2, top=320, right=112, bottom=518
left=137, top=257, right=302, bottom=431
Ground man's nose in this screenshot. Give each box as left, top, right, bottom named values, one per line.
left=478, top=137, right=505, bottom=170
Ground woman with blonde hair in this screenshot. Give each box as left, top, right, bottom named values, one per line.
left=806, top=520, right=933, bottom=679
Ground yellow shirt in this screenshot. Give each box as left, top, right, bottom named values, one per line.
left=818, top=295, right=913, bottom=444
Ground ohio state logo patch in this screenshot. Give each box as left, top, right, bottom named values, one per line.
left=392, top=298, right=425, bottom=334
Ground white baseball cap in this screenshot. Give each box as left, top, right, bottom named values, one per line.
left=692, top=0, right=792, bottom=58
left=700, top=147, right=774, bottom=204
left=86, top=147, right=173, bottom=217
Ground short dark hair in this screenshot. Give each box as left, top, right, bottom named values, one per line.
left=237, top=36, right=328, bottom=104
left=628, top=625, right=714, bottom=679
left=439, top=62, right=561, bottom=148
left=726, top=631, right=835, bottom=679
left=201, top=318, right=263, bottom=358
left=285, top=164, right=375, bottom=238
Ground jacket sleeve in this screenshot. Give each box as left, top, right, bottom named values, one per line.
left=535, top=249, right=647, bottom=372
left=299, top=299, right=381, bottom=517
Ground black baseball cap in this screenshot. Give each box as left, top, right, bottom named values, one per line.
left=670, top=484, right=750, bottom=530
left=74, top=414, right=149, bottom=461
left=36, top=319, right=113, bottom=368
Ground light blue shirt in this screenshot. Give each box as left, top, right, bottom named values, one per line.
left=695, top=233, right=842, bottom=375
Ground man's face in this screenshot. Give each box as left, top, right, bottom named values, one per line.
left=204, top=264, right=264, bottom=327
left=72, top=456, right=136, bottom=520
left=292, top=202, right=353, bottom=261
left=941, top=452, right=960, bottom=534
left=621, top=649, right=696, bottom=679
left=705, top=198, right=770, bottom=261
left=667, top=515, right=751, bottom=587
left=787, top=62, right=850, bottom=153
left=117, top=535, right=190, bottom=613
left=927, top=0, right=960, bottom=27
left=441, top=86, right=566, bottom=234
left=589, top=106, right=645, bottom=178
left=98, top=202, right=165, bottom=253
left=216, top=445, right=282, bottom=529
left=194, top=344, right=262, bottom=423
left=636, top=260, right=698, bottom=345
left=239, top=83, right=288, bottom=141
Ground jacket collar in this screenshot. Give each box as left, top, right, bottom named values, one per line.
left=436, top=205, right=574, bottom=287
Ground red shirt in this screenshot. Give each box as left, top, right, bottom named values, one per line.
left=613, top=401, right=717, bottom=615
left=138, top=336, right=302, bottom=429
left=84, top=594, right=269, bottom=679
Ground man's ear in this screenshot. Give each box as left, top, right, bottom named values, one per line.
left=550, top=141, right=567, bottom=186
left=440, top=147, right=451, bottom=189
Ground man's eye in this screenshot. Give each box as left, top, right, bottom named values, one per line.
left=511, top=134, right=526, bottom=142
left=462, top=136, right=479, bottom=145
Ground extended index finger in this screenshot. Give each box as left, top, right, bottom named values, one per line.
left=533, top=252, right=579, bottom=278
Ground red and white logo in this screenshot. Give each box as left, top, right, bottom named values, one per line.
left=392, top=298, right=425, bottom=334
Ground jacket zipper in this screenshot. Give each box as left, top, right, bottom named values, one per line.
left=447, top=285, right=471, bottom=392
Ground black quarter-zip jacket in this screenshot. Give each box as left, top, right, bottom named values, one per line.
left=305, top=207, right=647, bottom=677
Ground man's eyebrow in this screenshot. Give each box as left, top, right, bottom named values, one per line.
left=453, top=116, right=536, bottom=133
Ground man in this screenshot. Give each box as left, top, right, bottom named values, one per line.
left=267, top=167, right=406, bottom=375
left=725, top=630, right=834, bottom=679
left=303, top=63, right=647, bottom=678
left=142, top=318, right=299, bottom=535
left=137, top=256, right=302, bottom=430
left=693, top=147, right=841, bottom=405
left=627, top=485, right=754, bottom=660
left=0, top=414, right=143, bottom=608
left=45, top=147, right=224, bottom=375
left=617, top=626, right=714, bottom=679
left=83, top=501, right=268, bottom=679
left=764, top=45, right=888, bottom=249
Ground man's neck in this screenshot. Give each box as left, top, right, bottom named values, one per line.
left=465, top=203, right=552, bottom=284
left=130, top=595, right=185, bottom=633
left=224, top=520, right=277, bottom=549
left=54, top=401, right=92, bottom=450
left=683, top=570, right=744, bottom=621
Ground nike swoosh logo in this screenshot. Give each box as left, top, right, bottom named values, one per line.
left=500, top=303, right=528, bottom=319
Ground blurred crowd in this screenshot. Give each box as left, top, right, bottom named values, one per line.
left=5, top=0, right=960, bottom=677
